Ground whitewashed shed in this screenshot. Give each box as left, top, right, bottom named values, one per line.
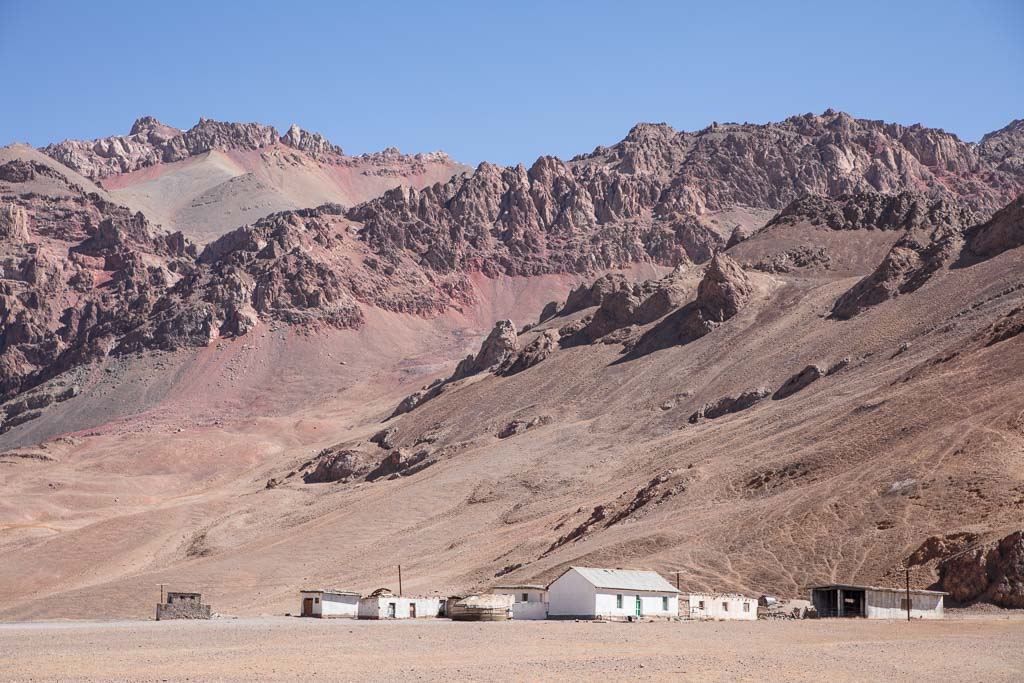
left=357, top=592, right=443, bottom=619
left=547, top=567, right=679, bottom=620
left=299, top=589, right=360, bottom=618
left=492, top=584, right=548, bottom=620
left=810, top=584, right=946, bottom=619
left=683, top=593, right=757, bottom=621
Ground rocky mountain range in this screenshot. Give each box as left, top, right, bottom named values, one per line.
left=1, top=110, right=1024, bottom=619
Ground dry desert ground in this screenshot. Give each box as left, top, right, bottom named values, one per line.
left=1, top=616, right=1023, bottom=682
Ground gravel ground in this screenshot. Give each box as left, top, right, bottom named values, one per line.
left=2, top=617, right=1023, bottom=682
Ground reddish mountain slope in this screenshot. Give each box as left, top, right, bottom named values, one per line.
left=1, top=111, right=1023, bottom=620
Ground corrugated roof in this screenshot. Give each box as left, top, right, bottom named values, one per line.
left=810, top=584, right=948, bottom=596
left=565, top=567, right=680, bottom=593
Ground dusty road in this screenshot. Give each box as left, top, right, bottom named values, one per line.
left=1, top=617, right=1022, bottom=682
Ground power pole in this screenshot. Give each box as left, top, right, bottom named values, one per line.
left=674, top=571, right=681, bottom=591
left=899, top=567, right=912, bottom=621
left=398, top=565, right=403, bottom=597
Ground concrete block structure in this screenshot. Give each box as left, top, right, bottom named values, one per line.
left=682, top=593, right=757, bottom=621
left=810, top=584, right=947, bottom=619
left=357, top=591, right=443, bottom=619
left=299, top=589, right=360, bottom=618
left=156, top=592, right=211, bottom=620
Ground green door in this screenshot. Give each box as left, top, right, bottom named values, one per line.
left=635, top=596, right=642, bottom=616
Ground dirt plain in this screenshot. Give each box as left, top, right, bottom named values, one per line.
left=1, top=616, right=1022, bottom=682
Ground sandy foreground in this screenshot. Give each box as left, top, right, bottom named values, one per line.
left=1, top=617, right=1022, bottom=682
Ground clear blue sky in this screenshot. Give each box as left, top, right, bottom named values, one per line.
left=2, top=0, right=1021, bottom=165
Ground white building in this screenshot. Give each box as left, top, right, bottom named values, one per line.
left=357, top=594, right=443, bottom=619
left=810, top=584, right=946, bottom=619
left=299, top=589, right=360, bottom=618
left=683, top=593, right=757, bottom=621
left=492, top=584, right=548, bottom=620
left=547, top=567, right=680, bottom=620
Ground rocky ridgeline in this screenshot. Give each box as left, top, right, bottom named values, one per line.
left=829, top=192, right=1023, bottom=319
left=352, top=112, right=1024, bottom=286
left=0, top=156, right=481, bottom=401
left=573, top=111, right=1024, bottom=215
left=40, top=116, right=457, bottom=180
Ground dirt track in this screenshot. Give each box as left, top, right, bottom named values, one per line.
left=1, top=617, right=1022, bottom=682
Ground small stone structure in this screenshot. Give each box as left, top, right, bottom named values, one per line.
left=156, top=592, right=212, bottom=620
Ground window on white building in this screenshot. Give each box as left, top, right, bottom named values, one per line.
left=662, top=597, right=669, bottom=611
left=722, top=602, right=729, bottom=611
left=616, top=594, right=623, bottom=609
left=743, top=602, right=750, bottom=612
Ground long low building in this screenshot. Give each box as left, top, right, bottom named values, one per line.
left=358, top=593, right=444, bottom=619
left=810, top=584, right=947, bottom=619
left=682, top=593, right=757, bottom=621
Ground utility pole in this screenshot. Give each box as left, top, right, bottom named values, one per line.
left=159, top=583, right=164, bottom=604
left=899, top=566, right=912, bottom=621
left=674, top=571, right=681, bottom=591
left=398, top=565, right=403, bottom=597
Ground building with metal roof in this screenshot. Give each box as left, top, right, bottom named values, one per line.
left=810, top=584, right=948, bottom=619
left=547, top=567, right=679, bottom=620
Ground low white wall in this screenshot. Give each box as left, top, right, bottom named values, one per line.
left=512, top=601, right=549, bottom=620
left=686, top=594, right=757, bottom=621
left=358, top=597, right=443, bottom=619
left=321, top=594, right=359, bottom=618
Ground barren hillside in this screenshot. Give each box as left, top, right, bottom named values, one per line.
left=1, top=111, right=1023, bottom=620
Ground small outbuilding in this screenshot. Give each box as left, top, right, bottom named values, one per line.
left=156, top=592, right=211, bottom=620
left=299, top=589, right=360, bottom=618
left=810, top=584, right=947, bottom=619
left=492, top=584, right=548, bottom=620
left=547, top=567, right=680, bottom=620
left=682, top=593, right=757, bottom=621
left=448, top=594, right=514, bottom=621
left=357, top=589, right=443, bottom=619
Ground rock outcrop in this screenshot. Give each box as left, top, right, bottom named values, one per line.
left=695, top=253, right=753, bottom=323
left=303, top=448, right=373, bottom=483
left=501, top=330, right=560, bottom=376
left=453, top=320, right=519, bottom=379
left=911, top=530, right=1024, bottom=608
left=963, top=194, right=1024, bottom=260
left=772, top=365, right=824, bottom=400
left=497, top=415, right=552, bottom=438
left=688, top=388, right=770, bottom=423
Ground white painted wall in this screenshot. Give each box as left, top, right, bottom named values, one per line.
left=357, top=596, right=443, bottom=619
left=685, top=594, right=757, bottom=621
left=548, top=569, right=678, bottom=618
left=594, top=591, right=678, bottom=618
left=866, top=590, right=944, bottom=620
left=321, top=593, right=359, bottom=618
left=512, top=601, right=549, bottom=620
left=548, top=569, right=598, bottom=617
